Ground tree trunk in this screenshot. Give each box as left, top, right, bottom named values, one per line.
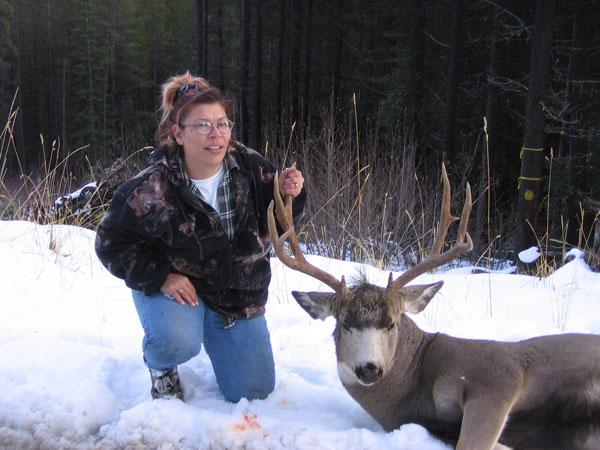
left=275, top=0, right=286, bottom=143
left=239, top=0, right=250, bottom=143
left=45, top=0, right=53, bottom=149
left=406, top=0, right=425, bottom=149
left=215, top=2, right=224, bottom=88
left=443, top=0, right=463, bottom=164
left=478, top=8, right=500, bottom=255
left=0, top=0, right=18, bottom=173
left=514, top=0, right=556, bottom=265
left=84, top=0, right=97, bottom=159
left=565, top=0, right=592, bottom=247
left=300, top=0, right=312, bottom=128
left=34, top=0, right=51, bottom=161
left=62, top=56, right=69, bottom=160
left=196, top=0, right=208, bottom=76
left=251, top=0, right=262, bottom=152
left=105, top=0, right=116, bottom=155
left=331, top=0, right=344, bottom=110
left=62, top=0, right=73, bottom=161
left=289, top=0, right=301, bottom=123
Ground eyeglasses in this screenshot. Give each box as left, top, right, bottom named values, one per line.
left=180, top=119, right=234, bottom=134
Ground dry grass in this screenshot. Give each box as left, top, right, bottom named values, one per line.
left=1, top=101, right=146, bottom=232
left=266, top=104, right=467, bottom=272
left=3, top=96, right=597, bottom=275
left=266, top=108, right=599, bottom=276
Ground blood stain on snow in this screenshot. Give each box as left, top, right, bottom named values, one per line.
left=232, top=413, right=263, bottom=432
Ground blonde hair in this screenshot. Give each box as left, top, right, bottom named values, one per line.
left=155, top=71, right=210, bottom=146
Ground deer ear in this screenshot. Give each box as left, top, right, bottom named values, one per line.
left=291, top=291, right=336, bottom=320
left=401, top=281, right=444, bottom=314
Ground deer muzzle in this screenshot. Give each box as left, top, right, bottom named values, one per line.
left=355, top=362, right=383, bottom=385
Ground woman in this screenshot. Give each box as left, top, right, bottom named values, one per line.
left=95, top=72, right=305, bottom=403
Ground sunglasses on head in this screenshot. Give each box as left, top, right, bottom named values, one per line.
left=175, top=82, right=201, bottom=101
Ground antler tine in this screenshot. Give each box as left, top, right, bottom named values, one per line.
left=388, top=163, right=473, bottom=292
left=431, top=164, right=459, bottom=254
left=268, top=172, right=348, bottom=294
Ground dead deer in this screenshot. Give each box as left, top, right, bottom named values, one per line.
left=268, top=165, right=600, bottom=450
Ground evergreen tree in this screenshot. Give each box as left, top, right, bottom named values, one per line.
left=0, top=0, right=17, bottom=171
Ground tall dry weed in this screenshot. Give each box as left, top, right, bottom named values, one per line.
left=267, top=103, right=451, bottom=271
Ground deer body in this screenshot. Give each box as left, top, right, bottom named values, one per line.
left=351, top=318, right=600, bottom=448
left=268, top=165, right=600, bottom=449
left=292, top=287, right=600, bottom=450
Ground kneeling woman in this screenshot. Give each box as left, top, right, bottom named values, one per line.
left=95, top=73, right=305, bottom=402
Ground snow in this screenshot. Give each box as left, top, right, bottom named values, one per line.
left=1, top=220, right=599, bottom=450
left=517, top=246, right=540, bottom=264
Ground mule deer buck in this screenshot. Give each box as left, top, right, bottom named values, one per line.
left=268, top=165, right=600, bottom=450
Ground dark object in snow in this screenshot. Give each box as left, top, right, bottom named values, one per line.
left=49, top=158, right=137, bottom=228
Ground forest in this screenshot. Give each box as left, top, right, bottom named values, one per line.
left=0, top=0, right=598, bottom=272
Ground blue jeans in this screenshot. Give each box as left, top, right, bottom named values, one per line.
left=132, top=290, right=275, bottom=402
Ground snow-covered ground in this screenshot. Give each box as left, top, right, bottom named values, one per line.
left=1, top=220, right=599, bottom=449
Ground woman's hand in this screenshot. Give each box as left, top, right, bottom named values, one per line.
left=279, top=163, right=304, bottom=198
left=160, top=273, right=199, bottom=307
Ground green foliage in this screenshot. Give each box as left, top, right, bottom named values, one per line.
left=69, top=0, right=109, bottom=156
left=0, top=0, right=16, bottom=57
left=0, top=0, right=16, bottom=126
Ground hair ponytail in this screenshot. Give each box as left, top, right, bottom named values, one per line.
left=155, top=71, right=210, bottom=147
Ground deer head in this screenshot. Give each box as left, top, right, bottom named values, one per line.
left=268, top=164, right=472, bottom=386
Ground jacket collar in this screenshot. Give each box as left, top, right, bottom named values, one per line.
left=149, top=142, right=244, bottom=183
left=148, top=144, right=183, bottom=185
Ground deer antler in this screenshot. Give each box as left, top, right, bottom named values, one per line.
left=388, top=163, right=473, bottom=292
left=268, top=172, right=348, bottom=294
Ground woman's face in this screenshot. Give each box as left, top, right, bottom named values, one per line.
left=173, top=102, right=231, bottom=179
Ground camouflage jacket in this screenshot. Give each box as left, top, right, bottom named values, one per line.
left=95, top=141, right=306, bottom=318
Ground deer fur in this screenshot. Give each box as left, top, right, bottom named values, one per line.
left=292, top=281, right=600, bottom=450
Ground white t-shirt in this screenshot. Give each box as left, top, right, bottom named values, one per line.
left=191, top=165, right=224, bottom=213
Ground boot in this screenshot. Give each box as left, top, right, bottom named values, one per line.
left=149, top=366, right=184, bottom=401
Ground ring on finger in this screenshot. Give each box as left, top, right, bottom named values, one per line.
left=294, top=182, right=298, bottom=188
left=178, top=289, right=184, bottom=296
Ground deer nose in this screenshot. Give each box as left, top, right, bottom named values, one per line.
left=355, top=363, right=383, bottom=385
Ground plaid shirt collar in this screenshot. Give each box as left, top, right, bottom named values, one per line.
left=180, top=151, right=239, bottom=240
